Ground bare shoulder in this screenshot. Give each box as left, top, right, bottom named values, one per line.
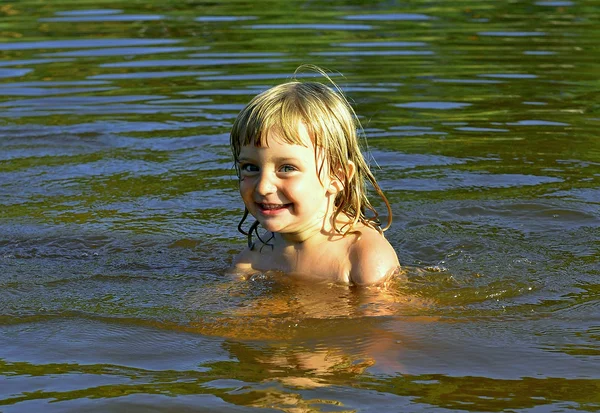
left=348, top=226, right=400, bottom=286
left=232, top=246, right=256, bottom=269
left=226, top=246, right=271, bottom=281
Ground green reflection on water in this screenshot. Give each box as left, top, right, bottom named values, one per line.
left=365, top=374, right=600, bottom=412
left=1, top=0, right=600, bottom=412
left=2, top=357, right=599, bottom=411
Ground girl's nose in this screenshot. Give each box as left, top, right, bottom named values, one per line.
left=255, top=172, right=277, bottom=195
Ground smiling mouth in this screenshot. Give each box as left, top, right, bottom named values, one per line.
left=257, top=203, right=291, bottom=212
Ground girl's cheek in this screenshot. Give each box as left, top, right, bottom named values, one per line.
left=239, top=175, right=253, bottom=185
left=239, top=179, right=255, bottom=197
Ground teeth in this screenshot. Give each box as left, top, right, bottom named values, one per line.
left=261, top=204, right=284, bottom=210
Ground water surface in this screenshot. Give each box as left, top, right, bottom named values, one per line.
left=1, top=0, right=599, bottom=411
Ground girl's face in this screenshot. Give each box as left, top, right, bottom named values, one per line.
left=237, top=123, right=338, bottom=240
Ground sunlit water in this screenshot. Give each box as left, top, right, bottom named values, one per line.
left=1, top=1, right=599, bottom=411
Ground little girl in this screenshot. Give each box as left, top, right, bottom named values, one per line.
left=229, top=68, right=399, bottom=285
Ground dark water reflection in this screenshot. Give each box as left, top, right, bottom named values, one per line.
left=1, top=0, right=599, bottom=411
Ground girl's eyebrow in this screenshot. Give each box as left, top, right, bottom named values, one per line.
left=237, top=156, right=300, bottom=163
left=275, top=157, right=301, bottom=163
left=236, top=156, right=259, bottom=163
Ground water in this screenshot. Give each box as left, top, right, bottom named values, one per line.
left=1, top=0, right=599, bottom=411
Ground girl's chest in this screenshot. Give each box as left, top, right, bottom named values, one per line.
left=252, top=243, right=351, bottom=283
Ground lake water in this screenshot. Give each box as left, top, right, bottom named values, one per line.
left=1, top=0, right=599, bottom=411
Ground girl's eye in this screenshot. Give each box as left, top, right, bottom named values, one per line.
left=280, top=165, right=297, bottom=173
left=240, top=163, right=258, bottom=173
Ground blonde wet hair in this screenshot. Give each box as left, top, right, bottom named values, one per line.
left=230, top=66, right=392, bottom=248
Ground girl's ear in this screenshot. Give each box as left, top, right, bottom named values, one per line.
left=328, top=161, right=356, bottom=194
left=346, top=160, right=356, bottom=181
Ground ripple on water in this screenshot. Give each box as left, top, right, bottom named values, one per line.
left=394, top=198, right=599, bottom=312
left=0, top=68, right=33, bottom=78
left=39, top=14, right=164, bottom=22
left=0, top=86, right=117, bottom=97
left=244, top=24, right=373, bottom=30
left=188, top=52, right=286, bottom=58
left=0, top=103, right=205, bottom=118
left=343, top=13, right=434, bottom=21
left=311, top=50, right=434, bottom=56
left=438, top=201, right=600, bottom=232
left=195, top=16, right=257, bottom=22
left=181, top=88, right=267, bottom=96
left=195, top=72, right=336, bottom=81
left=40, top=47, right=190, bottom=58
left=0, top=96, right=166, bottom=110
left=478, top=73, right=538, bottom=79
left=433, top=78, right=503, bottom=84
left=364, top=127, right=446, bottom=137
left=0, top=58, right=73, bottom=67
left=1, top=318, right=227, bottom=371
left=0, top=38, right=181, bottom=50
left=524, top=51, right=557, bottom=55
left=0, top=370, right=131, bottom=402
left=89, top=70, right=219, bottom=80
left=382, top=171, right=562, bottom=192
left=548, top=188, right=600, bottom=204
left=55, top=9, right=123, bottom=16
left=100, top=58, right=288, bottom=68
left=477, top=31, right=546, bottom=37
left=0, top=1, right=597, bottom=412
left=368, top=150, right=467, bottom=169
left=394, top=101, right=472, bottom=110
left=535, top=1, right=574, bottom=6
left=455, top=127, right=510, bottom=132
left=0, top=119, right=203, bottom=138
left=507, top=120, right=570, bottom=126
left=4, top=81, right=110, bottom=87
left=335, top=41, right=428, bottom=47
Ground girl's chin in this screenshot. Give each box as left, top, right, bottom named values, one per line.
left=257, top=224, right=285, bottom=235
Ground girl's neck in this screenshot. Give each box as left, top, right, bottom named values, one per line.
left=274, top=211, right=351, bottom=247
left=275, top=225, right=325, bottom=246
